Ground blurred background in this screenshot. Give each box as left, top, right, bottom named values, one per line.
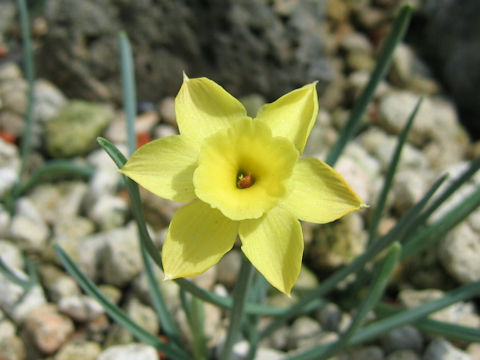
left=2, top=0, right=479, bottom=136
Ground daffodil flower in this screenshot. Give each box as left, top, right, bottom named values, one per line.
left=120, top=75, right=366, bottom=294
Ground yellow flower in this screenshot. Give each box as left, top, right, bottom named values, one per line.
left=120, top=75, right=366, bottom=295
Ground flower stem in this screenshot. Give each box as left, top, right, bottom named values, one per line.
left=220, top=254, right=254, bottom=360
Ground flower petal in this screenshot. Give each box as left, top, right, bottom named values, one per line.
left=281, top=158, right=366, bottom=223
left=162, top=200, right=239, bottom=279
left=256, top=82, right=318, bottom=153
left=239, top=207, right=303, bottom=295
left=120, top=135, right=198, bottom=202
left=176, top=75, right=248, bottom=147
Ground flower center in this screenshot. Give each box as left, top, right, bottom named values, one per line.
left=236, top=171, right=254, bottom=189
left=193, top=118, right=298, bottom=220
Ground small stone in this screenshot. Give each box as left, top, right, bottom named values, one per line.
left=10, top=198, right=49, bottom=251
left=378, top=92, right=436, bottom=147
left=45, top=100, right=113, bottom=158
left=0, top=63, right=22, bottom=82
left=216, top=250, right=242, bottom=288
left=126, top=298, right=159, bottom=336
left=0, top=240, right=23, bottom=271
left=0, top=317, right=15, bottom=342
left=24, top=304, right=74, bottom=355
left=439, top=222, right=480, bottom=283
left=350, top=346, right=384, bottom=360
left=288, top=316, right=322, bottom=349
left=58, top=295, right=104, bottom=322
left=204, top=302, right=223, bottom=347
left=98, top=285, right=122, bottom=305
left=158, top=97, right=176, bottom=127
left=54, top=340, right=101, bottom=360
left=39, top=264, right=80, bottom=302
left=188, top=265, right=217, bottom=290
left=136, top=111, right=159, bottom=134
left=385, top=349, right=420, bottom=360
left=0, top=138, right=20, bottom=196
left=101, top=223, right=142, bottom=286
left=466, top=343, right=480, bottom=360
left=34, top=79, right=67, bottom=123
left=309, top=212, right=367, bottom=269
left=347, top=71, right=390, bottom=101
left=335, top=155, right=370, bottom=204
left=260, top=319, right=289, bottom=350
left=398, top=289, right=480, bottom=327
left=29, top=181, right=88, bottom=225
left=389, top=43, right=415, bottom=86
left=87, top=168, right=120, bottom=200
left=316, top=303, right=342, bottom=332
left=392, top=170, right=427, bottom=215
left=423, top=338, right=470, bottom=360
left=340, top=32, right=372, bottom=54
left=292, top=265, right=318, bottom=297
left=86, top=194, right=128, bottom=231
left=347, top=51, right=375, bottom=71
left=86, top=145, right=128, bottom=170
left=153, top=124, right=178, bottom=139
left=98, top=343, right=159, bottom=360
left=0, top=78, right=27, bottom=114
left=360, top=128, right=429, bottom=172
left=0, top=335, right=26, bottom=360
left=380, top=325, right=423, bottom=353
left=0, top=204, right=11, bottom=237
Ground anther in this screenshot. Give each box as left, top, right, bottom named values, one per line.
left=237, top=172, right=254, bottom=189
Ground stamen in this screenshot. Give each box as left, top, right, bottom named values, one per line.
left=237, top=172, right=254, bottom=189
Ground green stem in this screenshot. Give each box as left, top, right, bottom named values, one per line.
left=16, top=0, right=36, bottom=184
left=220, top=254, right=254, bottom=360
left=119, top=32, right=137, bottom=155
left=326, top=4, right=413, bottom=166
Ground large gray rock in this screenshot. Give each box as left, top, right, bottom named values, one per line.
left=37, top=0, right=331, bottom=103
left=412, top=0, right=480, bottom=136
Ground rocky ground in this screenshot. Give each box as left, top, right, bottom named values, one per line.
left=0, top=1, right=480, bottom=359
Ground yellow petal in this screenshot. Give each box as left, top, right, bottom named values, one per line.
left=193, top=118, right=298, bottom=221
left=162, top=200, right=239, bottom=279
left=256, top=82, right=318, bottom=153
left=239, top=207, right=303, bottom=295
left=175, top=76, right=248, bottom=147
left=281, top=158, right=366, bottom=223
left=120, top=135, right=197, bottom=202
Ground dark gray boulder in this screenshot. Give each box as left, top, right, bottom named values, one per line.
left=36, top=0, right=331, bottom=103
left=409, top=0, right=480, bottom=137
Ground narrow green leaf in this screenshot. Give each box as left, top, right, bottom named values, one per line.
left=349, top=279, right=480, bottom=345
left=260, top=174, right=446, bottom=340
left=326, top=4, right=413, bottom=166
left=221, top=255, right=254, bottom=360
left=368, top=98, right=423, bottom=243
left=401, top=186, right=480, bottom=259
left=401, top=156, right=480, bottom=239
left=189, top=297, right=208, bottom=360
left=0, top=257, right=35, bottom=290
left=16, top=161, right=95, bottom=196
left=140, top=247, right=183, bottom=348
left=376, top=302, right=480, bottom=342
left=119, top=32, right=137, bottom=155
left=54, top=244, right=190, bottom=360
left=289, top=244, right=402, bottom=360
left=16, top=0, right=36, bottom=184
left=97, top=137, right=163, bottom=269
